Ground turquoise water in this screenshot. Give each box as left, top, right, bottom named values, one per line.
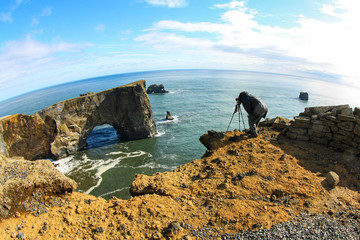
left=1, top=70, right=359, bottom=199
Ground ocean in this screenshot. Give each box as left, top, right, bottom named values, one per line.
left=1, top=69, right=359, bottom=199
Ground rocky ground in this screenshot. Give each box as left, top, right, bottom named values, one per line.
left=0, top=127, right=359, bottom=239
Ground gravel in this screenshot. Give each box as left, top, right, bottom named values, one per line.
left=190, top=212, right=360, bottom=239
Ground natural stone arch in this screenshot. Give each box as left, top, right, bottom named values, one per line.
left=85, top=124, right=119, bottom=149
left=0, top=80, right=157, bottom=160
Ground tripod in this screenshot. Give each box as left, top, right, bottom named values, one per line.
left=226, top=104, right=246, bottom=131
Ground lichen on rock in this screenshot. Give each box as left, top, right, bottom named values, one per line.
left=0, top=156, right=77, bottom=219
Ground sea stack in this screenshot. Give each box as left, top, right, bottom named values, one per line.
left=299, top=92, right=309, bottom=100
left=166, top=111, right=174, bottom=121
left=146, top=84, right=169, bottom=94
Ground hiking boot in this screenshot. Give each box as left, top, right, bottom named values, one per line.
left=250, top=132, right=258, bottom=138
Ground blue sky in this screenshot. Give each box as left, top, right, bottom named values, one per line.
left=1, top=0, right=359, bottom=101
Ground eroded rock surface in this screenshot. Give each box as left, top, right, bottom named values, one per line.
left=0, top=128, right=359, bottom=239
left=0, top=80, right=156, bottom=159
left=0, top=156, right=77, bottom=219
left=146, top=84, right=169, bottom=94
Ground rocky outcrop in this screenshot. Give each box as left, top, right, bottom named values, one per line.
left=282, top=105, right=360, bottom=156
left=1, top=128, right=359, bottom=239
left=165, top=111, right=174, bottom=120
left=0, top=114, right=57, bottom=160
left=259, top=116, right=292, bottom=130
left=146, top=84, right=169, bottom=94
left=0, top=80, right=157, bottom=160
left=299, top=92, right=309, bottom=100
left=0, top=155, right=77, bottom=219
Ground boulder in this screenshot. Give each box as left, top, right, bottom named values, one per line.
left=258, top=116, right=291, bottom=129
left=166, top=111, right=174, bottom=121
left=325, top=171, right=340, bottom=188
left=146, top=84, right=169, bottom=94
left=292, top=116, right=311, bottom=128
left=0, top=156, right=77, bottom=218
left=299, top=92, right=309, bottom=100
left=199, top=130, right=227, bottom=150
left=0, top=80, right=157, bottom=160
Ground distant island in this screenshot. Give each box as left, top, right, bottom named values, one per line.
left=146, top=84, right=169, bottom=94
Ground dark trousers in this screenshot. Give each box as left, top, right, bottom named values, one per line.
left=248, top=105, right=267, bottom=137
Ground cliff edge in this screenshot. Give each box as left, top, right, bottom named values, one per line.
left=0, top=127, right=359, bottom=239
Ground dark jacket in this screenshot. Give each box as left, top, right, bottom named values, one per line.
left=237, top=91, right=268, bottom=118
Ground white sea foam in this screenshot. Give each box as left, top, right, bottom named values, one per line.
left=57, top=150, right=152, bottom=195
left=105, top=150, right=150, bottom=158
left=156, top=131, right=166, bottom=137
left=98, top=187, right=129, bottom=198
left=85, top=158, right=121, bottom=194
left=55, top=155, right=78, bottom=174
left=137, top=161, right=176, bottom=170
left=157, top=115, right=179, bottom=124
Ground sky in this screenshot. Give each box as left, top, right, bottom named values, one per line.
left=1, top=0, right=360, bottom=101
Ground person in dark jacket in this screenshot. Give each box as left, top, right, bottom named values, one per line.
left=236, top=91, right=268, bottom=137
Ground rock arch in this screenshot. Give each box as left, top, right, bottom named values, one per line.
left=85, top=124, right=119, bottom=149
left=0, top=80, right=157, bottom=160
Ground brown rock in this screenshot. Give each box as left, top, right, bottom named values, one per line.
left=0, top=156, right=77, bottom=219
left=259, top=116, right=291, bottom=130
left=199, top=130, right=227, bottom=150
left=325, top=171, right=340, bottom=188
left=0, top=114, right=56, bottom=160
left=338, top=121, right=355, bottom=132
left=292, top=116, right=311, bottom=128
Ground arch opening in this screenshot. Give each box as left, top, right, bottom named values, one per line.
left=86, top=124, right=122, bottom=149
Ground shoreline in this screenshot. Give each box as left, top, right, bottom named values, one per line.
left=1, top=126, right=359, bottom=239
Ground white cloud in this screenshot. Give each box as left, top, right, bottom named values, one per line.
left=213, top=0, right=246, bottom=10
left=144, top=0, right=187, bottom=8
left=2, top=0, right=360, bottom=101
left=0, top=37, right=93, bottom=98
left=30, top=6, right=52, bottom=27
left=31, top=17, right=39, bottom=26
left=94, top=24, right=105, bottom=33
left=135, top=32, right=213, bottom=50
left=1, top=37, right=81, bottom=60
left=41, top=7, right=52, bottom=17
left=0, top=12, right=13, bottom=23
left=137, top=0, right=360, bottom=86
left=0, top=0, right=29, bottom=24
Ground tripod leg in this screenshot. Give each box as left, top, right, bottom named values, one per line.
left=239, top=106, right=246, bottom=130
left=226, top=113, right=235, bottom=132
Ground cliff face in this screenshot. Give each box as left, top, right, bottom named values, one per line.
left=1, top=128, right=358, bottom=239
left=0, top=114, right=57, bottom=160
left=0, top=80, right=156, bottom=160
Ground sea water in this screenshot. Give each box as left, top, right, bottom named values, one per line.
left=1, top=70, right=359, bottom=199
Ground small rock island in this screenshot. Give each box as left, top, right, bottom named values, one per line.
left=146, top=84, right=169, bottom=94
left=299, top=91, right=309, bottom=100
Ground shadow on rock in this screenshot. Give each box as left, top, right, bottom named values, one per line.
left=273, top=133, right=360, bottom=192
